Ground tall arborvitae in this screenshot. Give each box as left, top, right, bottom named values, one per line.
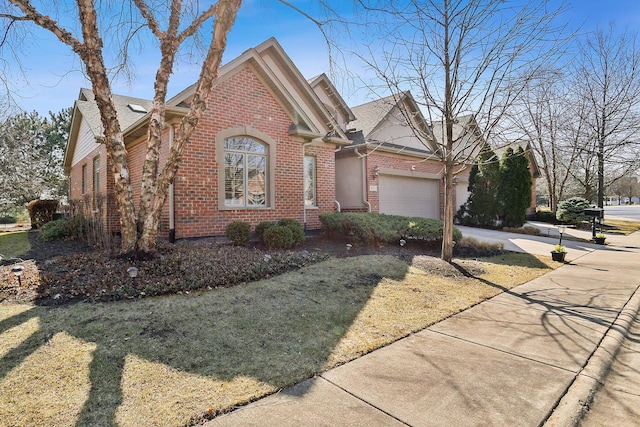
left=464, top=143, right=501, bottom=227
left=499, top=146, right=532, bottom=227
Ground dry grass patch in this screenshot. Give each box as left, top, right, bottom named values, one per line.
left=603, top=218, right=640, bottom=235
left=0, top=252, right=555, bottom=426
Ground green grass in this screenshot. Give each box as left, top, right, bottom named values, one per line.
left=0, top=252, right=555, bottom=426
left=0, top=231, right=31, bottom=259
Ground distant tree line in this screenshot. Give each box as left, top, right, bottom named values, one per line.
left=0, top=108, right=71, bottom=215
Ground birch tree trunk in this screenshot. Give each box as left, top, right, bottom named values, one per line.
left=3, top=0, right=241, bottom=257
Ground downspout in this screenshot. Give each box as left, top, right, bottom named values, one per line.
left=168, top=125, right=176, bottom=243
left=302, top=141, right=312, bottom=231
left=335, top=145, right=342, bottom=212
left=354, top=147, right=372, bottom=212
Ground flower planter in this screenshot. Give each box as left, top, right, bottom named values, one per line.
left=551, top=251, right=566, bottom=262
left=594, top=237, right=606, bottom=245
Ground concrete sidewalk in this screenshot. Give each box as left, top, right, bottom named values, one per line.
left=205, top=232, right=640, bottom=427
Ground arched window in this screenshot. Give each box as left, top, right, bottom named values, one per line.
left=223, top=136, right=268, bottom=207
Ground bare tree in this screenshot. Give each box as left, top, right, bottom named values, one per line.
left=1, top=0, right=241, bottom=257
left=351, top=0, right=567, bottom=261
left=572, top=24, right=640, bottom=208
left=609, top=175, right=640, bottom=205
left=506, top=69, right=587, bottom=213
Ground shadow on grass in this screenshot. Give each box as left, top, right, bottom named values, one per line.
left=0, top=255, right=409, bottom=426
left=475, top=251, right=553, bottom=269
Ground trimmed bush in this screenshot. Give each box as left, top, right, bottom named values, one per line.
left=255, top=221, right=276, bottom=243
left=39, top=219, right=71, bottom=241
left=27, top=199, right=59, bottom=229
left=0, top=215, right=17, bottom=224
left=454, top=237, right=504, bottom=257
left=263, top=225, right=294, bottom=249
left=534, top=209, right=559, bottom=224
left=556, top=197, right=590, bottom=224
left=226, top=221, right=251, bottom=246
left=319, top=212, right=461, bottom=245
left=277, top=218, right=305, bottom=245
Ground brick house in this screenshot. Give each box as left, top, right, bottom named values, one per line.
left=336, top=94, right=540, bottom=219
left=64, top=38, right=538, bottom=241
left=336, top=92, right=475, bottom=219
left=63, top=38, right=353, bottom=240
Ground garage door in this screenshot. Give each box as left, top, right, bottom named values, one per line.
left=379, top=175, right=440, bottom=218
left=456, top=182, right=470, bottom=211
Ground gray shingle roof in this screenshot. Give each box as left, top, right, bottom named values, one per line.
left=349, top=94, right=400, bottom=137
left=77, top=88, right=154, bottom=137
left=430, top=114, right=476, bottom=145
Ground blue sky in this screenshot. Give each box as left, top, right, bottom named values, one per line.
left=7, top=0, right=640, bottom=116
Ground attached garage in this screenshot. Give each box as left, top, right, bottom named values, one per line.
left=456, top=182, right=470, bottom=211
left=379, top=174, right=440, bottom=218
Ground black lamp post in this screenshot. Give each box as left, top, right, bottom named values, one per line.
left=557, top=225, right=567, bottom=247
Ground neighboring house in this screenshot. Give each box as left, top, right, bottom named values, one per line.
left=336, top=93, right=475, bottom=219
left=430, top=114, right=485, bottom=213
left=494, top=140, right=541, bottom=216
left=63, top=38, right=352, bottom=240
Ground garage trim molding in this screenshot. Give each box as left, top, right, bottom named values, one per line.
left=378, top=167, right=441, bottom=180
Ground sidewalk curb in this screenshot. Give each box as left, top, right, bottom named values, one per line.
left=543, top=283, right=640, bottom=427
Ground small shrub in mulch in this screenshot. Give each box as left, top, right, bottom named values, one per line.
left=255, top=221, right=276, bottom=242
left=226, top=221, right=251, bottom=246
left=319, top=212, right=462, bottom=245
left=453, top=237, right=504, bottom=257
left=263, top=225, right=294, bottom=249
left=502, top=225, right=541, bottom=236
left=1, top=242, right=328, bottom=305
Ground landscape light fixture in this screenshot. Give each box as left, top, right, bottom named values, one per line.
left=399, top=239, right=406, bottom=247
left=11, top=264, right=25, bottom=286
left=346, top=243, right=352, bottom=252
left=127, top=266, right=139, bottom=279
left=557, top=225, right=567, bottom=247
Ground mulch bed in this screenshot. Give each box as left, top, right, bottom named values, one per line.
left=1, top=231, right=476, bottom=307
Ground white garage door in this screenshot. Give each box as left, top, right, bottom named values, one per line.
left=379, top=175, right=440, bottom=218
left=456, top=182, right=470, bottom=211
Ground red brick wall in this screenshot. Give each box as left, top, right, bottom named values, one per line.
left=68, top=144, right=115, bottom=229
left=69, top=65, right=339, bottom=240
left=172, top=65, right=336, bottom=238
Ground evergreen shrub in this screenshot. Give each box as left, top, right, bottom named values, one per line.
left=226, top=221, right=251, bottom=246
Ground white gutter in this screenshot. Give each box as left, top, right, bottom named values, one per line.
left=354, top=147, right=372, bottom=212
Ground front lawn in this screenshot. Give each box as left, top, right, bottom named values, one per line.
left=0, top=230, right=31, bottom=259
left=0, top=247, right=556, bottom=426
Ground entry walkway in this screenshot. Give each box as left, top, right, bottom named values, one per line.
left=205, top=231, right=640, bottom=426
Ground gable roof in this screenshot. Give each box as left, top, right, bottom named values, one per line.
left=349, top=93, right=399, bottom=138
left=168, top=37, right=350, bottom=143
left=431, top=114, right=484, bottom=161
left=64, top=38, right=352, bottom=173
left=307, top=73, right=355, bottom=124
left=63, top=89, right=155, bottom=173
left=348, top=92, right=438, bottom=155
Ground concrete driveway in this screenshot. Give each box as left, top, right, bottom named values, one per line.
left=457, top=222, right=609, bottom=261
